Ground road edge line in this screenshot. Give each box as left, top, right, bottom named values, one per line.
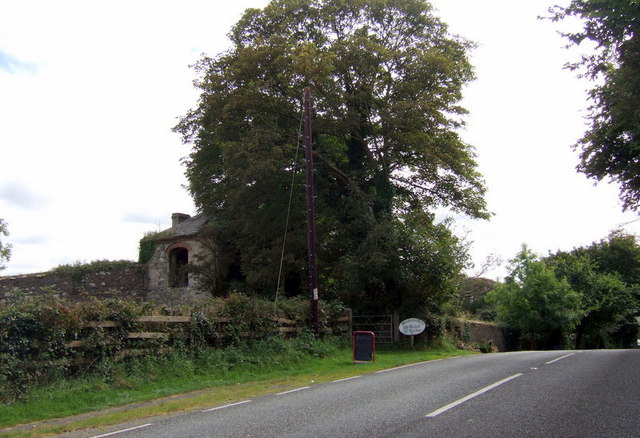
left=90, top=423, right=153, bottom=438
left=276, top=386, right=311, bottom=396
left=202, top=400, right=252, bottom=413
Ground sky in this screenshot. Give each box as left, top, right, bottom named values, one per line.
left=1, top=0, right=639, bottom=280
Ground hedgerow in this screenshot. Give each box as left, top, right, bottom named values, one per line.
left=0, top=293, right=346, bottom=403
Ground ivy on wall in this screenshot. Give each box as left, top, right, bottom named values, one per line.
left=138, top=232, right=158, bottom=264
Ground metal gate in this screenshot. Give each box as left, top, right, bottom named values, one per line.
left=351, top=315, right=394, bottom=345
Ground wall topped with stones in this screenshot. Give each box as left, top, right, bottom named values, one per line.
left=0, top=265, right=147, bottom=305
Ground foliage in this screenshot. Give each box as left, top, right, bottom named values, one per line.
left=577, top=230, right=640, bottom=285
left=394, top=214, right=470, bottom=318
left=458, top=276, right=497, bottom=320
left=174, top=0, right=488, bottom=313
left=0, top=294, right=347, bottom=403
left=188, top=222, right=240, bottom=297
left=546, top=231, right=640, bottom=348
left=51, top=260, right=140, bottom=282
left=487, top=246, right=582, bottom=349
left=0, top=343, right=469, bottom=430
left=138, top=232, right=158, bottom=264
left=0, top=218, right=11, bottom=271
left=550, top=0, right=640, bottom=211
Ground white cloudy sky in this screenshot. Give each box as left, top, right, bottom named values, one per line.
left=1, top=0, right=638, bottom=280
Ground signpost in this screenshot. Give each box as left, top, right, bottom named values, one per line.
left=399, top=318, right=426, bottom=346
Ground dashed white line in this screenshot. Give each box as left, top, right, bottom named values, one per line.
left=276, top=386, right=311, bottom=396
left=90, top=423, right=153, bottom=438
left=331, top=376, right=362, bottom=383
left=426, top=373, right=523, bottom=418
left=545, top=353, right=575, bottom=365
left=202, top=400, right=252, bottom=412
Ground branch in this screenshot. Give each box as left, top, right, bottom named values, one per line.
left=312, top=150, right=351, bottom=186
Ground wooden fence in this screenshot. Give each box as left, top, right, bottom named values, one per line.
left=65, top=311, right=352, bottom=364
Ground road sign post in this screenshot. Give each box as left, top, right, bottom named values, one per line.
left=399, top=318, right=426, bottom=347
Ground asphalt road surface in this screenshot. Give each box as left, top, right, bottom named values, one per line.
left=79, top=350, right=640, bottom=438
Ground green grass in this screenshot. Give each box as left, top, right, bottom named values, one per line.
left=0, top=337, right=475, bottom=437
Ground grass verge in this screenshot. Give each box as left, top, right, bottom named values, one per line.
left=0, top=336, right=476, bottom=437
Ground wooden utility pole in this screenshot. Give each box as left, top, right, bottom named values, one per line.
left=303, top=87, right=319, bottom=337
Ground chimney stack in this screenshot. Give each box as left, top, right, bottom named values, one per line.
left=171, top=213, right=191, bottom=228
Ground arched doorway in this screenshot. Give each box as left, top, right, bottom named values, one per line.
left=169, top=247, right=189, bottom=288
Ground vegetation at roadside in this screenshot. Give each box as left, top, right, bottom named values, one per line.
left=463, top=231, right=640, bottom=350
left=174, top=0, right=488, bottom=316
left=0, top=294, right=347, bottom=404
left=0, top=336, right=470, bottom=433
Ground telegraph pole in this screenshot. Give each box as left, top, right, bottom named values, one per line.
left=303, top=87, right=319, bottom=337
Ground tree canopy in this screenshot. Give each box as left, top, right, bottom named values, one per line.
left=551, top=0, right=640, bottom=211
left=547, top=231, right=640, bottom=348
left=175, top=0, right=488, bottom=314
left=0, top=219, right=11, bottom=272
left=487, top=246, right=582, bottom=349
left=486, top=233, right=640, bottom=349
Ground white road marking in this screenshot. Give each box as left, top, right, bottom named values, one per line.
left=545, top=353, right=575, bottom=365
left=426, top=374, right=523, bottom=418
left=90, top=424, right=153, bottom=438
left=276, top=386, right=311, bottom=395
left=202, top=400, right=252, bottom=412
left=375, top=359, right=441, bottom=374
left=331, top=376, right=362, bottom=383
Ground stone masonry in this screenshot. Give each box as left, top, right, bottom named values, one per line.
left=0, top=265, right=147, bottom=305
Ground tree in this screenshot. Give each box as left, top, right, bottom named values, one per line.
left=487, top=246, right=582, bottom=349
left=546, top=231, right=640, bottom=348
left=579, top=230, right=640, bottom=285
left=547, top=251, right=636, bottom=348
left=0, top=219, right=11, bottom=271
left=174, top=0, right=488, bottom=313
left=551, top=1, right=640, bottom=211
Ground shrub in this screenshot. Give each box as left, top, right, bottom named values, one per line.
left=0, top=293, right=347, bottom=403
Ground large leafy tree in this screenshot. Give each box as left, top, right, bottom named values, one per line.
left=0, top=219, right=11, bottom=271
left=551, top=1, right=640, bottom=211
left=175, top=0, right=488, bottom=312
left=546, top=231, right=640, bottom=348
left=487, top=246, right=582, bottom=349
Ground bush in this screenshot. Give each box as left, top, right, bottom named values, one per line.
left=0, top=293, right=347, bottom=403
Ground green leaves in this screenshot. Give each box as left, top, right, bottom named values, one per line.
left=547, top=231, right=640, bottom=348
left=175, top=0, right=487, bottom=311
left=487, top=246, right=582, bottom=349
left=552, top=0, right=640, bottom=211
left=0, top=218, right=11, bottom=271
left=490, top=233, right=640, bottom=349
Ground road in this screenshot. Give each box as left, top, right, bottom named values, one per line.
left=79, top=350, right=640, bottom=438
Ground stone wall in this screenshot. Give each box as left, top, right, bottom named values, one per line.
left=448, top=318, right=508, bottom=352
left=0, top=265, right=147, bottom=305
left=146, top=238, right=212, bottom=305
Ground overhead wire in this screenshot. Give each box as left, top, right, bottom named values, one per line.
left=274, top=103, right=305, bottom=313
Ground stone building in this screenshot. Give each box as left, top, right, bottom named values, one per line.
left=0, top=212, right=218, bottom=306
left=144, top=212, right=212, bottom=304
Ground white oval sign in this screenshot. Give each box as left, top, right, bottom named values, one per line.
left=399, top=318, right=426, bottom=336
